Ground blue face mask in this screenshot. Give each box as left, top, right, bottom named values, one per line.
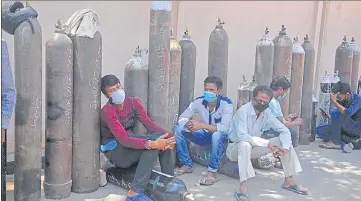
left=277, top=93, right=286, bottom=101
left=203, top=91, right=217, bottom=102
left=110, top=89, right=125, bottom=104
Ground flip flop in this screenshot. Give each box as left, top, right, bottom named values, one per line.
left=199, top=176, right=219, bottom=186
left=281, top=184, right=309, bottom=195
left=174, top=167, right=193, bottom=177
left=234, top=192, right=251, bottom=201
left=319, top=143, right=340, bottom=149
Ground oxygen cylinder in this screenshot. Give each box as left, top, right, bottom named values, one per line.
left=300, top=34, right=316, bottom=137
left=44, top=20, right=73, bottom=199
left=14, top=14, right=42, bottom=201
left=316, top=71, right=331, bottom=127
left=330, top=71, right=340, bottom=111
left=331, top=71, right=340, bottom=90
left=148, top=1, right=172, bottom=130
left=255, top=27, right=274, bottom=86
left=178, top=28, right=197, bottom=115
left=334, top=36, right=353, bottom=85
left=349, top=37, right=360, bottom=93
left=71, top=31, right=102, bottom=193
left=106, top=167, right=195, bottom=201
left=273, top=25, right=293, bottom=115
left=249, top=75, right=257, bottom=100
left=167, top=30, right=182, bottom=132
left=289, top=37, right=305, bottom=146
left=358, top=76, right=361, bottom=95
left=124, top=46, right=149, bottom=136
left=237, top=75, right=250, bottom=109
left=208, top=17, right=229, bottom=95
left=310, top=95, right=318, bottom=142
left=189, top=143, right=275, bottom=179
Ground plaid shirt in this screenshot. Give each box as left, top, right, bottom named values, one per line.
left=1, top=39, right=16, bottom=129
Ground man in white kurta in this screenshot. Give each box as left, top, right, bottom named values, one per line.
left=226, top=85, right=308, bottom=201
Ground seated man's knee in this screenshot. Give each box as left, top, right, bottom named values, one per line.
left=211, top=132, right=226, bottom=143
left=238, top=141, right=252, bottom=151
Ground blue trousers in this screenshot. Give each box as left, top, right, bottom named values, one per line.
left=316, top=109, right=361, bottom=145
left=173, top=124, right=227, bottom=173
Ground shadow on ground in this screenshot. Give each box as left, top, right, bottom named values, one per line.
left=6, top=139, right=361, bottom=201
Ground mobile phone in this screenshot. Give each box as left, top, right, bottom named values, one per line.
left=319, top=108, right=331, bottom=119
left=166, top=133, right=175, bottom=138
left=291, top=116, right=298, bottom=121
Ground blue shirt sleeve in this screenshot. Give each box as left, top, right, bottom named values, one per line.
left=344, top=93, right=361, bottom=118
left=268, top=98, right=283, bottom=118
left=1, top=40, right=16, bottom=129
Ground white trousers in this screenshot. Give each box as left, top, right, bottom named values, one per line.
left=226, top=137, right=303, bottom=182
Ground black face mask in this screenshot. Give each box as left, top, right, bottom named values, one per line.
left=253, top=102, right=269, bottom=112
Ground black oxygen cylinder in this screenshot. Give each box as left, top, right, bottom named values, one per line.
left=334, top=36, right=353, bottom=86
left=300, top=34, right=315, bottom=138
left=71, top=31, right=102, bottom=193
left=255, top=27, right=274, bottom=86
left=44, top=20, right=73, bottom=199
left=106, top=167, right=195, bottom=201
left=178, top=28, right=197, bottom=115
left=289, top=37, right=305, bottom=146
left=124, top=46, right=149, bottom=136
left=273, top=25, right=293, bottom=115
left=248, top=75, right=257, bottom=102
left=349, top=37, right=360, bottom=93
left=148, top=1, right=172, bottom=130
left=14, top=15, right=43, bottom=201
left=168, top=30, right=182, bottom=132
left=208, top=17, right=229, bottom=95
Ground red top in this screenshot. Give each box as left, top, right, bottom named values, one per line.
left=100, top=96, right=166, bottom=149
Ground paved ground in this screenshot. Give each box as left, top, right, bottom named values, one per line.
left=5, top=139, right=361, bottom=201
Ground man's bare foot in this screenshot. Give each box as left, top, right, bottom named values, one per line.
left=199, top=171, right=219, bottom=186
left=174, top=166, right=193, bottom=176
left=127, top=190, right=139, bottom=197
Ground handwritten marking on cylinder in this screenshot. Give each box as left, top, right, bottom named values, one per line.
left=89, top=47, right=101, bottom=110
left=31, top=97, right=41, bottom=127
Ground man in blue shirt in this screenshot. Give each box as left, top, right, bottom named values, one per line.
left=316, top=81, right=361, bottom=153
left=266, top=76, right=303, bottom=146
left=173, top=76, right=233, bottom=186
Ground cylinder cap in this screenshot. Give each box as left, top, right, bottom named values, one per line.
left=215, top=17, right=225, bottom=28
left=304, top=34, right=310, bottom=43
left=279, top=25, right=287, bottom=36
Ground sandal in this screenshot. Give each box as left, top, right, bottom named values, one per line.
left=281, top=184, right=309, bottom=195
left=234, top=192, right=251, bottom=201
left=174, top=167, right=193, bottom=177
left=319, top=142, right=340, bottom=149
left=199, top=176, right=219, bottom=186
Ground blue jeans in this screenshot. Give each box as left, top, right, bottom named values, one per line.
left=262, top=128, right=298, bottom=147
left=173, top=124, right=227, bottom=173
left=316, top=109, right=361, bottom=146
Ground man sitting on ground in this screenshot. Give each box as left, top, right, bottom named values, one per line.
left=316, top=81, right=361, bottom=153
left=227, top=85, right=308, bottom=201
left=100, top=75, right=176, bottom=201
left=173, top=76, right=233, bottom=186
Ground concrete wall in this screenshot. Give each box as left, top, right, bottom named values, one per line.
left=2, top=1, right=361, bottom=153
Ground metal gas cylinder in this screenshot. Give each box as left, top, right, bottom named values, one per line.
left=44, top=19, right=73, bottom=199
left=148, top=1, right=172, bottom=130
left=255, top=27, right=274, bottom=86
left=208, top=17, right=229, bottom=95
left=178, top=28, right=197, bottom=115
left=237, top=75, right=250, bottom=109
left=316, top=71, right=331, bottom=127
left=300, top=34, right=316, bottom=138
left=167, top=29, right=182, bottom=132
left=273, top=25, right=293, bottom=115
left=289, top=37, right=305, bottom=145
left=334, top=36, right=353, bottom=85
left=248, top=75, right=257, bottom=101
left=124, top=46, right=149, bottom=136
left=349, top=37, right=361, bottom=93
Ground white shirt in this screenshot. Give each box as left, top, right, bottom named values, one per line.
left=178, top=95, right=233, bottom=133
left=228, top=102, right=292, bottom=150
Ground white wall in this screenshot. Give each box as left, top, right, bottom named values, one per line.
left=2, top=1, right=361, bottom=153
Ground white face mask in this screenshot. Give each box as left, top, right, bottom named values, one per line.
left=110, top=89, right=125, bottom=104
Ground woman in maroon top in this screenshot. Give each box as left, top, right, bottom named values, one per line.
left=100, top=75, right=175, bottom=201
